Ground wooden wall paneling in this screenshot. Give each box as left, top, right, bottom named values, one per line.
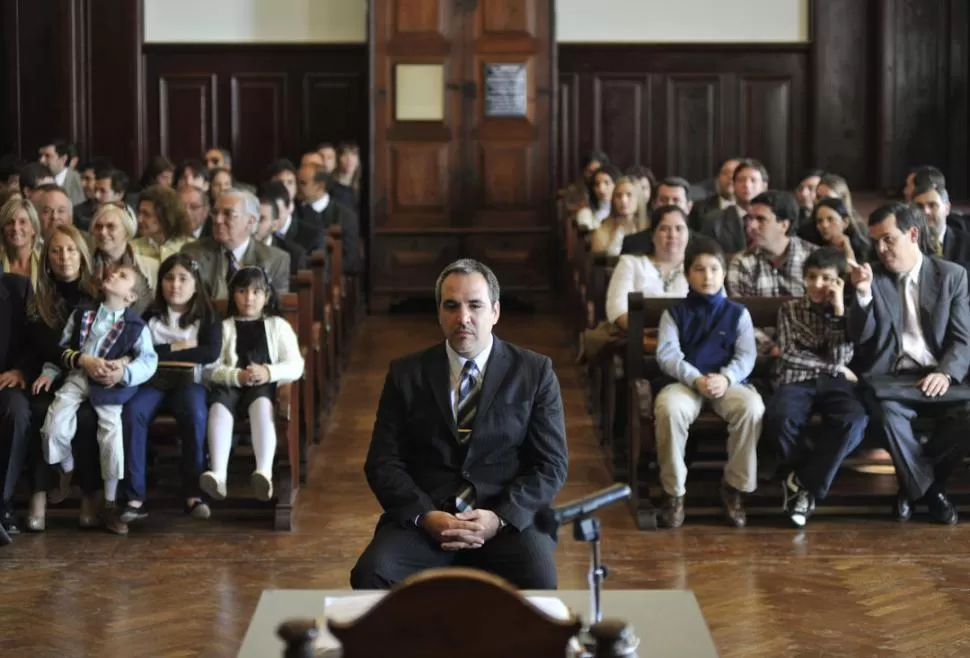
left=592, top=75, right=650, bottom=174
left=558, top=44, right=808, bottom=189
left=946, top=0, right=969, bottom=199
left=664, top=75, right=721, bottom=186
left=143, top=45, right=367, bottom=189
left=739, top=76, right=795, bottom=189
left=154, top=74, right=218, bottom=170
left=87, top=0, right=143, bottom=177
left=877, top=0, right=952, bottom=193
left=809, top=0, right=876, bottom=189
left=229, top=73, right=288, bottom=184
left=557, top=73, right=579, bottom=190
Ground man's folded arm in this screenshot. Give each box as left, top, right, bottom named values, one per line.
left=364, top=366, right=436, bottom=525
left=495, top=358, right=569, bottom=531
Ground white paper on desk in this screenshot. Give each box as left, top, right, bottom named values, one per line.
left=315, top=593, right=573, bottom=652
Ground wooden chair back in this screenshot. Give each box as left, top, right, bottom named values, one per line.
left=325, top=568, right=581, bottom=658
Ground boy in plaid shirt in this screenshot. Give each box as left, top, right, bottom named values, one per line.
left=760, top=247, right=868, bottom=527
left=38, top=265, right=158, bottom=533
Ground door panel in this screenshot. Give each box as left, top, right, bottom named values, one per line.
left=370, top=0, right=554, bottom=311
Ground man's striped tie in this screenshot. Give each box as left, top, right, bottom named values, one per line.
left=453, top=360, right=480, bottom=512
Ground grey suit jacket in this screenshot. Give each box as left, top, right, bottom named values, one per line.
left=847, top=257, right=970, bottom=383
left=62, top=169, right=86, bottom=206
left=181, top=237, right=290, bottom=300
left=700, top=205, right=746, bottom=255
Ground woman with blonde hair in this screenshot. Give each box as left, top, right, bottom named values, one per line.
left=90, top=203, right=159, bottom=312
left=132, top=185, right=195, bottom=263
left=0, top=196, right=41, bottom=286
left=23, top=224, right=101, bottom=531
left=589, top=176, right=649, bottom=256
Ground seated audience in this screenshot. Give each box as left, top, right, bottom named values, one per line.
left=793, top=168, right=823, bottom=232
left=653, top=238, right=763, bottom=529
left=132, top=185, right=195, bottom=263
left=178, top=183, right=211, bottom=239
left=315, top=143, right=337, bottom=174
left=39, top=139, right=85, bottom=205
left=760, top=247, right=868, bottom=527
left=849, top=203, right=970, bottom=525
left=606, top=205, right=690, bottom=329
left=912, top=183, right=970, bottom=267
left=903, top=165, right=945, bottom=202
left=812, top=197, right=871, bottom=267
left=37, top=264, right=157, bottom=535
left=575, top=164, right=620, bottom=232
left=0, top=269, right=37, bottom=537
left=209, top=167, right=234, bottom=205
left=589, top=176, right=647, bottom=256
left=624, top=165, right=655, bottom=205
left=726, top=191, right=817, bottom=297
left=74, top=158, right=110, bottom=231
left=182, top=188, right=290, bottom=298
left=563, top=151, right=609, bottom=215
left=36, top=184, right=73, bottom=237
left=257, top=194, right=306, bottom=274
left=199, top=267, right=304, bottom=504
left=90, top=203, right=160, bottom=312
left=23, top=225, right=101, bottom=530
left=621, top=176, right=693, bottom=255
left=264, top=180, right=325, bottom=257
left=296, top=165, right=359, bottom=274
left=333, top=142, right=361, bottom=206
left=0, top=196, right=41, bottom=286
left=19, top=163, right=54, bottom=207
left=122, top=253, right=222, bottom=523
left=701, top=158, right=769, bottom=254
left=175, top=160, right=210, bottom=196
left=689, top=157, right=739, bottom=231
left=138, top=155, right=175, bottom=191
left=351, top=259, right=567, bottom=590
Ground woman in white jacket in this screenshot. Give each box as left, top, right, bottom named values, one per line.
left=199, top=267, right=304, bottom=503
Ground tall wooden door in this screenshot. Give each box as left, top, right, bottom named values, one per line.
left=369, top=0, right=555, bottom=312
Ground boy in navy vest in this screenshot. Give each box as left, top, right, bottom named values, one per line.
left=39, top=264, right=158, bottom=533
left=654, top=237, right=764, bottom=528
left=759, top=246, right=868, bottom=527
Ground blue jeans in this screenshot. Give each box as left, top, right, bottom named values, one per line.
left=122, top=384, right=208, bottom=502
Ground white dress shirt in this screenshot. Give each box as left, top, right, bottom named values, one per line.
left=445, top=336, right=493, bottom=420
left=55, top=168, right=68, bottom=187
left=311, top=194, right=330, bottom=214
left=605, top=255, right=688, bottom=323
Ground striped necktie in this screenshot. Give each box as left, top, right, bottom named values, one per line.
left=453, top=360, right=480, bottom=513
left=225, top=249, right=238, bottom=285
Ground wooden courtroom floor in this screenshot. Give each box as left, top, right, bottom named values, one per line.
left=3, top=315, right=970, bottom=657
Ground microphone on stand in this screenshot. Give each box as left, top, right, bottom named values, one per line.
left=534, top=483, right=631, bottom=534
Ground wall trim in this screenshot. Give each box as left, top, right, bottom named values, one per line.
left=142, top=43, right=366, bottom=54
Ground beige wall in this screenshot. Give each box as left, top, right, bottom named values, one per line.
left=143, top=0, right=809, bottom=44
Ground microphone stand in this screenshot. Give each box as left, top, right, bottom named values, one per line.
left=573, top=516, right=607, bottom=653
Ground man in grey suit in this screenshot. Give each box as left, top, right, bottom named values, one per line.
left=848, top=202, right=970, bottom=525
left=39, top=140, right=85, bottom=205
left=181, top=188, right=290, bottom=299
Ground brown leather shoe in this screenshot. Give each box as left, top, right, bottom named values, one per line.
left=102, top=502, right=129, bottom=536
left=660, top=495, right=685, bottom=529
left=720, top=481, right=746, bottom=528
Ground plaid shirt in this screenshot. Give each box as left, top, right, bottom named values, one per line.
left=774, top=296, right=854, bottom=387
left=727, top=236, right=817, bottom=298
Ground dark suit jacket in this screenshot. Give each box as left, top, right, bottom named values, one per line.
left=282, top=215, right=327, bottom=256
left=73, top=199, right=97, bottom=232
left=181, top=237, right=290, bottom=300
left=848, top=257, right=970, bottom=382
left=0, top=275, right=33, bottom=376
left=942, top=226, right=970, bottom=269
left=620, top=229, right=654, bottom=255
left=364, top=338, right=569, bottom=532
left=700, top=205, right=746, bottom=254
left=688, top=195, right=720, bottom=232
left=297, top=199, right=361, bottom=274
left=270, top=234, right=308, bottom=274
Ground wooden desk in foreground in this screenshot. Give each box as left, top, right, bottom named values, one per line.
left=237, top=589, right=718, bottom=657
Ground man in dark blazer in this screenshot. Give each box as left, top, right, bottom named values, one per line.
left=351, top=259, right=568, bottom=589
left=296, top=165, right=360, bottom=274
left=181, top=188, right=290, bottom=299
left=0, top=274, right=35, bottom=543
left=848, top=202, right=970, bottom=525
left=912, top=183, right=970, bottom=270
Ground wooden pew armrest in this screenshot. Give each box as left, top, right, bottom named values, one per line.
left=276, top=382, right=294, bottom=423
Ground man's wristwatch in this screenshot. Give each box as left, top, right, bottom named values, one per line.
left=497, top=516, right=508, bottom=531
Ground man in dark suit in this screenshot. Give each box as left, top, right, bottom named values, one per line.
left=257, top=194, right=307, bottom=273
left=848, top=202, right=970, bottom=525
left=296, top=164, right=360, bottom=274
left=620, top=177, right=693, bottom=255
left=351, top=259, right=569, bottom=589
left=263, top=180, right=327, bottom=257
left=700, top=158, right=769, bottom=255
left=0, top=274, right=36, bottom=543
left=688, top=157, right=741, bottom=231
left=912, top=183, right=970, bottom=270
left=181, top=188, right=290, bottom=299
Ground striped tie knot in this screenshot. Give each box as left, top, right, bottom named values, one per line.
left=456, top=360, right=480, bottom=441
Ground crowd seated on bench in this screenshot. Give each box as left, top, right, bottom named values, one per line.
left=562, top=152, right=970, bottom=530
left=0, top=139, right=365, bottom=544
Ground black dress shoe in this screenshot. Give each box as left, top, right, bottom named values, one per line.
left=926, top=492, right=958, bottom=525
left=894, top=490, right=912, bottom=523
left=0, top=509, right=20, bottom=535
